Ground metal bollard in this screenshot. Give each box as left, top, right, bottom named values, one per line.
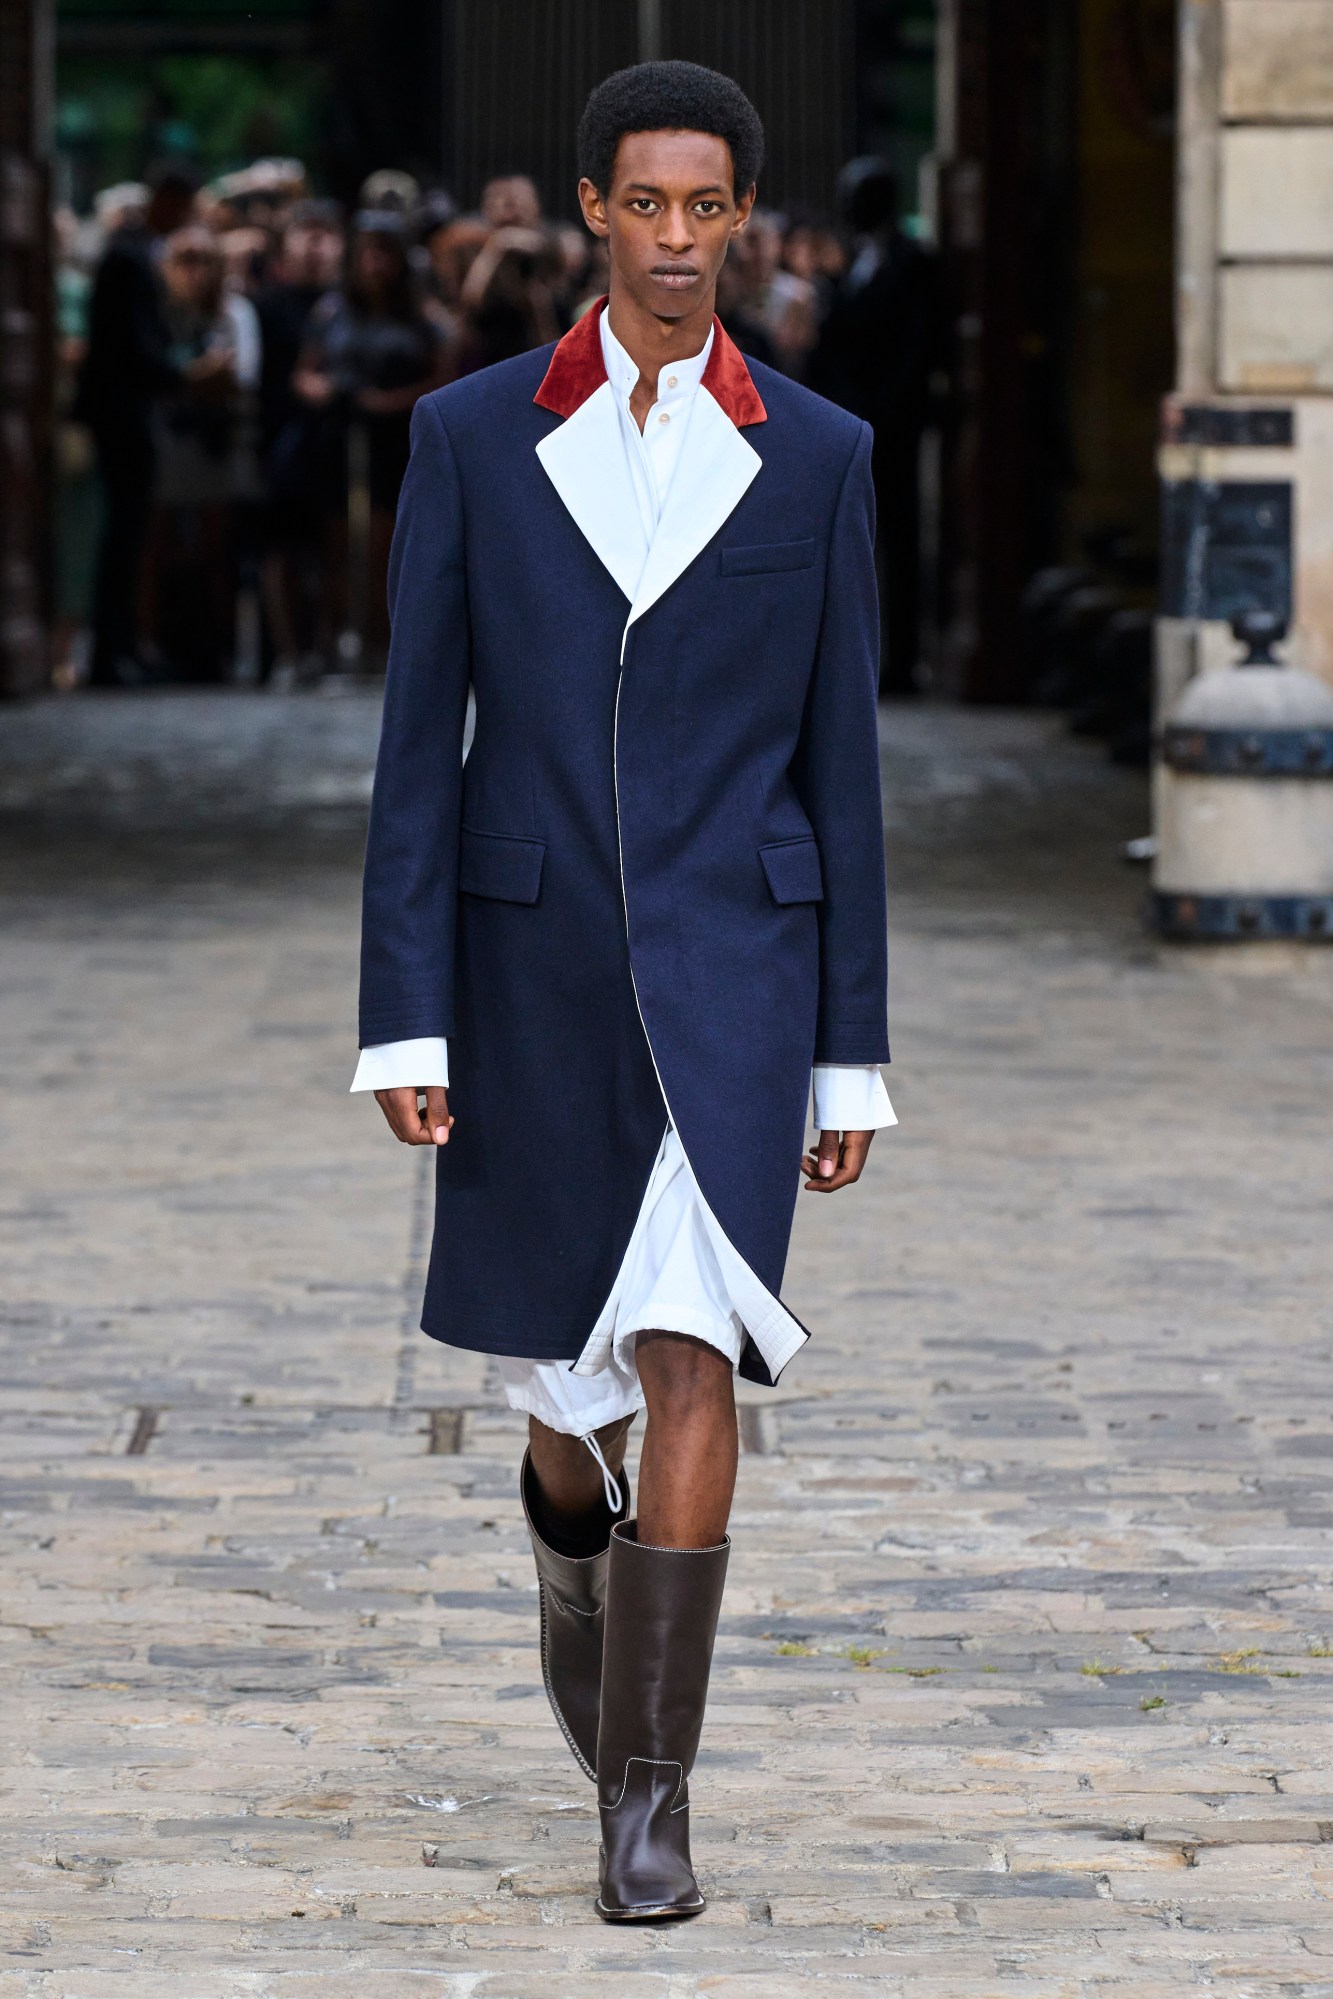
left=1151, top=611, right=1333, bottom=939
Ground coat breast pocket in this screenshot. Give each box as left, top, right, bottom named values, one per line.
left=719, top=538, right=818, bottom=578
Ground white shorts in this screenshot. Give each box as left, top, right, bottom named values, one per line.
left=497, top=1125, right=746, bottom=1437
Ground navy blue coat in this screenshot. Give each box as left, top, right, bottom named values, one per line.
left=359, top=311, right=889, bottom=1385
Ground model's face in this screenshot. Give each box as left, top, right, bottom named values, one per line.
left=578, top=129, right=754, bottom=322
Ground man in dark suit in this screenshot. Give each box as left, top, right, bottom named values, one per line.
left=77, top=162, right=229, bottom=685
left=355, top=63, right=893, bottom=1920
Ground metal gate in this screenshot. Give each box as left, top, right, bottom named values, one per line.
left=446, top=0, right=853, bottom=216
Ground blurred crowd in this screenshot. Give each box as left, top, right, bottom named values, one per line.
left=55, top=152, right=939, bottom=693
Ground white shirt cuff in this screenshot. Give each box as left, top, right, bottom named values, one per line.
left=350, top=1037, right=450, bottom=1093
left=349, top=1046, right=892, bottom=1128
left=812, top=1064, right=897, bottom=1132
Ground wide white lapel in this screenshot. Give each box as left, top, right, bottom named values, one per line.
left=535, top=379, right=646, bottom=605
left=625, top=384, right=761, bottom=636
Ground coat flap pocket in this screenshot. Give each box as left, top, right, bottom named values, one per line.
left=459, top=827, right=546, bottom=904
left=719, top=538, right=817, bottom=577
left=759, top=837, right=824, bottom=905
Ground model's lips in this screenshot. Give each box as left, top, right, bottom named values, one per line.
left=650, top=266, right=700, bottom=288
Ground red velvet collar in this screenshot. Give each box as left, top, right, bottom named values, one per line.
left=534, top=296, right=767, bottom=428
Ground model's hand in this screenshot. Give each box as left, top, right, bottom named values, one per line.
left=374, top=1085, right=453, bottom=1146
left=801, top=1128, right=873, bottom=1193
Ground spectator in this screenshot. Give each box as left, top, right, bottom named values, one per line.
left=92, top=182, right=149, bottom=236
left=456, top=220, right=563, bottom=371
left=782, top=212, right=846, bottom=293
left=744, top=209, right=820, bottom=378
left=712, top=209, right=819, bottom=377
left=714, top=231, right=777, bottom=369
left=75, top=159, right=230, bottom=686
left=359, top=168, right=421, bottom=216
left=418, top=198, right=476, bottom=359
left=51, top=206, right=101, bottom=688
left=220, top=225, right=271, bottom=300
left=422, top=212, right=490, bottom=326
left=147, top=225, right=260, bottom=678
left=294, top=210, right=447, bottom=668
left=480, top=172, right=542, bottom=229
left=256, top=200, right=346, bottom=682
left=809, top=159, right=943, bottom=696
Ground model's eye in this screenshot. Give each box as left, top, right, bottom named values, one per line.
left=630, top=199, right=658, bottom=214
left=694, top=202, right=724, bottom=218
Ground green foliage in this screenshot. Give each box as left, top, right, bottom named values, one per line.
left=57, top=50, right=329, bottom=201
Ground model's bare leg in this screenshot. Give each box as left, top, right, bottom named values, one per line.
left=634, top=1331, right=737, bottom=1548
left=527, top=1413, right=632, bottom=1538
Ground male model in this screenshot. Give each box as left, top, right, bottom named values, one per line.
left=354, top=61, right=894, bottom=1921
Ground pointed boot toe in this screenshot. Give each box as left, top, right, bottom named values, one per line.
left=594, top=1759, right=705, bottom=1920
left=521, top=1450, right=628, bottom=1780
left=594, top=1522, right=729, bottom=1922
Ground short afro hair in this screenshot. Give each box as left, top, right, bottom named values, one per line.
left=577, top=60, right=764, bottom=197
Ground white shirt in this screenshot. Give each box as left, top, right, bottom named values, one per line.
left=351, top=308, right=895, bottom=1135
left=600, top=311, right=714, bottom=542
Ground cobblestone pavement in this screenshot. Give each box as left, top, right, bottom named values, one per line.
left=3, top=687, right=1333, bottom=1997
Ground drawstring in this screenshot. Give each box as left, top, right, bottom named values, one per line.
left=581, top=1431, right=624, bottom=1515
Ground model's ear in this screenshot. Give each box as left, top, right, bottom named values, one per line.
left=731, top=183, right=757, bottom=235
left=578, top=177, right=610, bottom=238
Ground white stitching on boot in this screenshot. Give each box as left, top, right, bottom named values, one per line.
left=603, top=1755, right=686, bottom=1811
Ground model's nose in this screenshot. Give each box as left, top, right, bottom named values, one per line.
left=660, top=210, right=693, bottom=252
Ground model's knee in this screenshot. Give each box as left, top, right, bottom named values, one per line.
left=636, top=1331, right=734, bottom=1419
left=528, top=1417, right=587, bottom=1478
left=529, top=1412, right=634, bottom=1480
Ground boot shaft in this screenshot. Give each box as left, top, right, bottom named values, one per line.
left=597, top=1521, right=729, bottom=1793
left=521, top=1449, right=629, bottom=1781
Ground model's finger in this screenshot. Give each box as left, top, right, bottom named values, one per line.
left=803, top=1132, right=841, bottom=1192
left=423, top=1084, right=453, bottom=1145
left=804, top=1130, right=876, bottom=1192
left=375, top=1086, right=424, bottom=1143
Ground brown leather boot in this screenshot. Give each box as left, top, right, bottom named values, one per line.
left=594, top=1520, right=730, bottom=1921
left=520, top=1449, right=628, bottom=1780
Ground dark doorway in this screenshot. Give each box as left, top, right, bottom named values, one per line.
left=934, top=0, right=1175, bottom=702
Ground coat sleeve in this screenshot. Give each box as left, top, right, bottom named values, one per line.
left=358, top=395, right=470, bottom=1047
left=792, top=420, right=891, bottom=1066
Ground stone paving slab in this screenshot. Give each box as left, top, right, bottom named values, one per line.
left=3, top=690, right=1333, bottom=1994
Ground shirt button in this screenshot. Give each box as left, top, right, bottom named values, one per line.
left=658, top=412, right=670, bottom=425
left=666, top=375, right=678, bottom=389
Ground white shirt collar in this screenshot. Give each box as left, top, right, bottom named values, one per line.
left=599, top=307, right=714, bottom=410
